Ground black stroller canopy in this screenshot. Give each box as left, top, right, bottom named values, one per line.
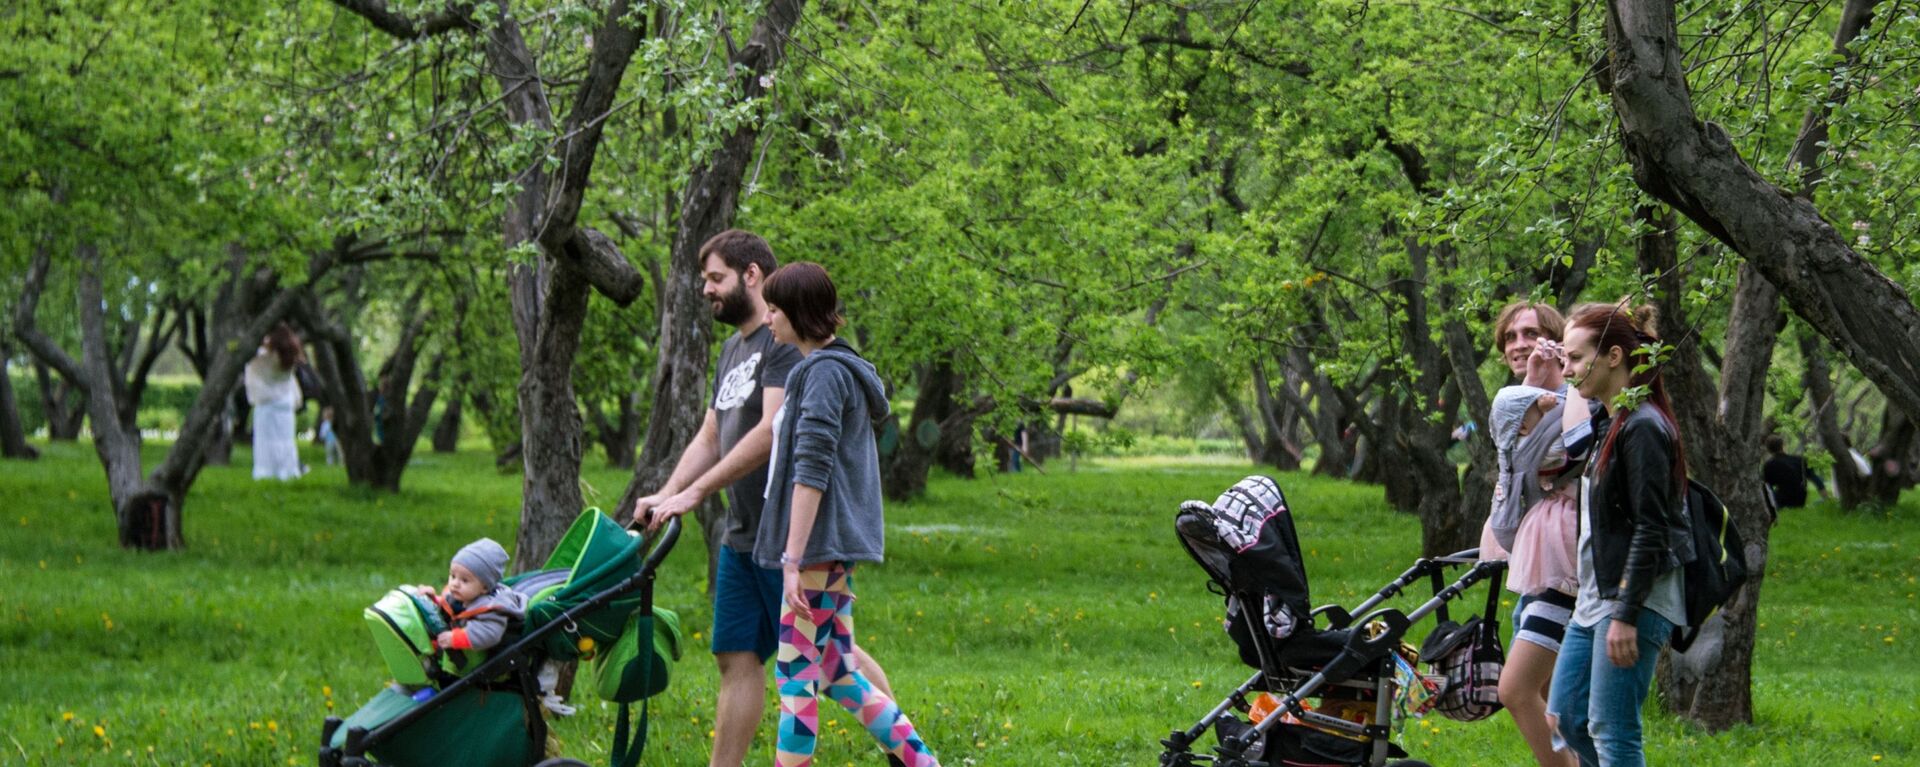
left=1176, top=477, right=1316, bottom=650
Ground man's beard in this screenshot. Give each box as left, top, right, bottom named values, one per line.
left=712, top=282, right=754, bottom=326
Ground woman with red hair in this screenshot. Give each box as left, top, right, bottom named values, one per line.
left=1547, top=303, right=1695, bottom=767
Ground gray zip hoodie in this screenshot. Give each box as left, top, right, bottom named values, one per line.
left=754, top=340, right=891, bottom=569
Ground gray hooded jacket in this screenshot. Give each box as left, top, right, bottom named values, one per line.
left=754, top=340, right=891, bottom=569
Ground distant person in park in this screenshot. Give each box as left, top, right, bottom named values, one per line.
left=755, top=262, right=939, bottom=767
left=1478, top=301, right=1585, bottom=767
left=319, top=406, right=343, bottom=466
left=244, top=323, right=306, bottom=480
left=1843, top=436, right=1874, bottom=477
left=1760, top=434, right=1825, bottom=509
left=371, top=372, right=391, bottom=445
left=631, top=230, right=894, bottom=767
left=1549, top=302, right=1695, bottom=767
left=419, top=538, right=527, bottom=654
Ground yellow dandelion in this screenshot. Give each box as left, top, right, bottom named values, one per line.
left=92, top=725, right=105, bottom=738
left=323, top=685, right=333, bottom=697
left=268, top=720, right=279, bottom=732
left=62, top=711, right=74, bottom=722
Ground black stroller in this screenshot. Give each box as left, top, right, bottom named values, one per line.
left=1161, top=477, right=1507, bottom=767
left=319, top=512, right=682, bottom=767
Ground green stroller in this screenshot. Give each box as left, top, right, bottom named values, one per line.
left=319, top=510, right=682, bottom=767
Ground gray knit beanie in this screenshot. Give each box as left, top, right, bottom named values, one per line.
left=452, top=537, right=509, bottom=591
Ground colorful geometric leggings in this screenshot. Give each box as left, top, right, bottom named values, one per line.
left=775, top=563, right=939, bottom=767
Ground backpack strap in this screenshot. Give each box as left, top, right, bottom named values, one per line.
left=425, top=591, right=454, bottom=619
left=1482, top=564, right=1505, bottom=626
left=608, top=635, right=654, bottom=767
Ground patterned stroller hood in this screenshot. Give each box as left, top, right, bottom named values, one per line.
left=1175, top=476, right=1316, bottom=667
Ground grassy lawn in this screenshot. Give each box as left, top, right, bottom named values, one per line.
left=3, top=440, right=1915, bottom=766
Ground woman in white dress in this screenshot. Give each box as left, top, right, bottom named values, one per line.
left=245, top=323, right=306, bottom=480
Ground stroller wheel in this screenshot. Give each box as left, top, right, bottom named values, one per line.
left=531, top=760, right=591, bottom=767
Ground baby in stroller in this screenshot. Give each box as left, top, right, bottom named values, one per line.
left=419, top=538, right=528, bottom=654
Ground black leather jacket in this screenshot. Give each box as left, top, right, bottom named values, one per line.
left=1585, top=405, right=1695, bottom=622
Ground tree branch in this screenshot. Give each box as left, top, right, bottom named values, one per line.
left=564, top=227, right=646, bottom=306
left=11, top=245, right=89, bottom=389
left=330, top=0, right=473, bottom=39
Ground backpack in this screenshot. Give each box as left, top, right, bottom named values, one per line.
left=1670, top=479, right=1750, bottom=652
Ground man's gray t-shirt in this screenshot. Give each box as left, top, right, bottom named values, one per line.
left=712, top=323, right=801, bottom=552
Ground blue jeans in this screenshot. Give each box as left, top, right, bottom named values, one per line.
left=1547, top=609, right=1673, bottom=767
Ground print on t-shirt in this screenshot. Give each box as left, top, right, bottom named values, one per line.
left=713, top=352, right=762, bottom=411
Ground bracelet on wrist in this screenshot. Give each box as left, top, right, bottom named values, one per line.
left=779, top=552, right=802, bottom=566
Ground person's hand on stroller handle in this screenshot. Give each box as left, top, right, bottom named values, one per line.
left=630, top=488, right=702, bottom=533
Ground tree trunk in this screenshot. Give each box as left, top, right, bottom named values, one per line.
left=1218, top=379, right=1266, bottom=463
left=1284, top=350, right=1354, bottom=478
left=1, top=341, right=38, bottom=459
left=1443, top=318, right=1497, bottom=552
left=931, top=367, right=978, bottom=478
left=586, top=391, right=643, bottom=468
left=1603, top=0, right=1888, bottom=728
left=884, top=360, right=961, bottom=501
left=1217, top=374, right=1294, bottom=470
left=1801, top=330, right=1870, bottom=507
left=619, top=0, right=812, bottom=548
left=71, top=249, right=165, bottom=546
left=20, top=236, right=340, bottom=550
left=517, top=265, right=592, bottom=555
left=1248, top=360, right=1303, bottom=471
left=34, top=358, right=86, bottom=440
left=304, top=293, right=443, bottom=493
left=1602, top=0, right=1920, bottom=421
left=432, top=393, right=462, bottom=453
left=1390, top=233, right=1475, bottom=555
left=1634, top=208, right=1782, bottom=730
left=1864, top=407, right=1919, bottom=505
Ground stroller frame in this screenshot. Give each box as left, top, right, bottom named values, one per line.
left=1161, top=549, right=1507, bottom=767
left=318, top=518, right=682, bottom=767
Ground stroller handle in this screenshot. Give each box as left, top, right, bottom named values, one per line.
left=641, top=517, right=682, bottom=575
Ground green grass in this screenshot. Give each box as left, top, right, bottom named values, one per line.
left=3, top=440, right=1915, bottom=765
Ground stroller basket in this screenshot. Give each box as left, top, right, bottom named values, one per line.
left=1161, top=476, right=1507, bottom=767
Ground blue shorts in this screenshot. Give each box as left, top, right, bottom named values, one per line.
left=711, top=544, right=783, bottom=661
